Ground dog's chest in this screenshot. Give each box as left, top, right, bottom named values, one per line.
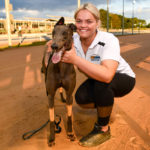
left=49, top=63, right=74, bottom=79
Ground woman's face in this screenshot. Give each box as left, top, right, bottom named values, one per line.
left=75, top=9, right=99, bottom=40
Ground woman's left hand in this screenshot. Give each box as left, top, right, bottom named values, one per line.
left=61, top=43, right=77, bottom=64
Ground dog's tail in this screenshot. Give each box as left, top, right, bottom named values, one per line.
left=59, top=87, right=66, bottom=103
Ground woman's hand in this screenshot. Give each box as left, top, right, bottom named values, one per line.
left=61, top=43, right=77, bottom=64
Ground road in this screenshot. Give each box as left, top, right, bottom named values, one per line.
left=0, top=34, right=150, bottom=150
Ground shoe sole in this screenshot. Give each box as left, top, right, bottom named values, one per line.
left=78, top=135, right=111, bottom=147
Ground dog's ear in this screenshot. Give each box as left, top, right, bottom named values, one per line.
left=67, top=23, right=77, bottom=32
left=55, top=17, right=65, bottom=26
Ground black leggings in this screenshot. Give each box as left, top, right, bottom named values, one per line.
left=75, top=73, right=136, bottom=107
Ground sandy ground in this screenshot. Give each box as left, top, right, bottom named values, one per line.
left=0, top=34, right=150, bottom=150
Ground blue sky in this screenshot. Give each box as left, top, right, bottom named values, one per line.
left=0, top=0, right=150, bottom=24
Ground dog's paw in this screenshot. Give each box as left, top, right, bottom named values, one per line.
left=48, top=140, right=55, bottom=147
left=67, top=133, right=76, bottom=141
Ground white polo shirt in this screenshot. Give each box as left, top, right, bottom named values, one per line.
left=73, top=30, right=135, bottom=78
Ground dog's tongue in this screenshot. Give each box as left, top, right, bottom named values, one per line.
left=52, top=51, right=62, bottom=64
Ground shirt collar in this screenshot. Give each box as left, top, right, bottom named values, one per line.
left=89, top=30, right=101, bottom=49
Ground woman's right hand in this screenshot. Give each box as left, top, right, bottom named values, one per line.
left=61, top=43, right=77, bottom=65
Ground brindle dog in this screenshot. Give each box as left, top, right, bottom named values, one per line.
left=42, top=17, right=76, bottom=146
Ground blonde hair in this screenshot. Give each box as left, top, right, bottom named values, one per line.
left=74, top=3, right=100, bottom=22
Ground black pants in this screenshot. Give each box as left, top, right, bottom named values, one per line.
left=75, top=73, right=135, bottom=126
left=75, top=73, right=136, bottom=107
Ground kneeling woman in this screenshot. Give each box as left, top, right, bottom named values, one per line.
left=61, top=3, right=136, bottom=147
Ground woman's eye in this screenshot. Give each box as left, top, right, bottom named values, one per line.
left=75, top=20, right=93, bottom=24
left=76, top=20, right=81, bottom=23
left=87, top=20, right=93, bottom=24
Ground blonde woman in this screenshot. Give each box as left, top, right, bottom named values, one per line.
left=60, top=3, right=136, bottom=147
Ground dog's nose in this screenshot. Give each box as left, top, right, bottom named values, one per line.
left=51, top=43, right=58, bottom=50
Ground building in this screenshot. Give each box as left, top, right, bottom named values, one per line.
left=0, top=16, right=75, bottom=34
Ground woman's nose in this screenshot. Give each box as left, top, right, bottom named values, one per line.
left=80, top=22, right=87, bottom=27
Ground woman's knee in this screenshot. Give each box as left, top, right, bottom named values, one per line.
left=75, top=90, right=86, bottom=105
left=94, top=86, right=114, bottom=106
left=75, top=91, right=81, bottom=105
left=110, top=73, right=136, bottom=97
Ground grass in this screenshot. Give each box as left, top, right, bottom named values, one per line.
left=0, top=40, right=48, bottom=51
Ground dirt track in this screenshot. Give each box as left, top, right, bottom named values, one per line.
left=0, top=34, right=150, bottom=150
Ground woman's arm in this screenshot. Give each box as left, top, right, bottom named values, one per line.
left=75, top=57, right=118, bottom=83
left=61, top=45, right=118, bottom=83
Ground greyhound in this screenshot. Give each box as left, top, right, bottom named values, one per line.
left=42, top=17, right=76, bottom=146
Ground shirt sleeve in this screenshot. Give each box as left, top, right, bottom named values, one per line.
left=101, top=36, right=120, bottom=62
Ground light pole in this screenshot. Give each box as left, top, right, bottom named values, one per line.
left=122, top=0, right=124, bottom=35
left=78, top=0, right=80, bottom=8
left=5, top=0, right=12, bottom=46
left=107, top=0, right=109, bottom=32
left=132, top=0, right=135, bottom=35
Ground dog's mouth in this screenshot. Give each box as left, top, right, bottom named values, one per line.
left=51, top=48, right=64, bottom=64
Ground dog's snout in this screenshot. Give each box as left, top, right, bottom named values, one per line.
left=51, top=43, right=58, bottom=50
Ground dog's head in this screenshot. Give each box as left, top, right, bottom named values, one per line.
left=51, top=17, right=76, bottom=64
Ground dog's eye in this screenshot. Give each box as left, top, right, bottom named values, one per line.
left=62, top=37, right=67, bottom=41
left=62, top=31, right=67, bottom=36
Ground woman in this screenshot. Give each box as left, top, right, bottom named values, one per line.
left=46, top=3, right=135, bottom=147
left=61, top=3, right=136, bottom=147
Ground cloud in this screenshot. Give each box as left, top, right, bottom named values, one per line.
left=0, top=8, right=5, bottom=13
left=137, top=7, right=150, bottom=23
left=9, top=0, right=107, bottom=11
left=10, top=0, right=77, bottom=11
left=12, top=8, right=40, bottom=19
left=0, top=8, right=6, bottom=18
left=10, top=7, right=75, bottom=20
left=0, top=0, right=150, bottom=23
left=17, top=8, right=39, bottom=16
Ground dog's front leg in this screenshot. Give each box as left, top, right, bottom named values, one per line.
left=48, top=94, right=55, bottom=146
left=66, top=95, right=75, bottom=141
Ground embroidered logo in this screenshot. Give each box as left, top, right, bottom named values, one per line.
left=90, top=55, right=100, bottom=61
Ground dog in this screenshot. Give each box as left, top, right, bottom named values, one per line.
left=42, top=17, right=76, bottom=146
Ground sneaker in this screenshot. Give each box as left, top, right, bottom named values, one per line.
left=79, top=123, right=111, bottom=147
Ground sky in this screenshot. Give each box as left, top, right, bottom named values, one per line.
left=0, top=0, right=150, bottom=24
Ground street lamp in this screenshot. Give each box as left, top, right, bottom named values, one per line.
left=132, top=0, right=136, bottom=35
left=107, top=0, right=109, bottom=32
left=78, top=0, right=80, bottom=8
left=122, top=0, right=124, bottom=35
left=5, top=0, right=12, bottom=46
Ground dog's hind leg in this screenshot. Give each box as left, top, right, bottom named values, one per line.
left=66, top=94, right=75, bottom=141
left=47, top=94, right=55, bottom=146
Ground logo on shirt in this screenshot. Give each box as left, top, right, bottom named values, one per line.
left=90, top=55, right=100, bottom=61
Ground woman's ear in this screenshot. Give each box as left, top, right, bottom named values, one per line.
left=97, top=20, right=100, bottom=29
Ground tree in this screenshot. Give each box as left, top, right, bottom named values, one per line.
left=99, top=9, right=147, bottom=29
left=147, top=23, right=150, bottom=28
left=110, top=14, right=121, bottom=29
left=139, top=19, right=146, bottom=28
left=124, top=18, right=132, bottom=28
left=99, top=9, right=107, bottom=28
